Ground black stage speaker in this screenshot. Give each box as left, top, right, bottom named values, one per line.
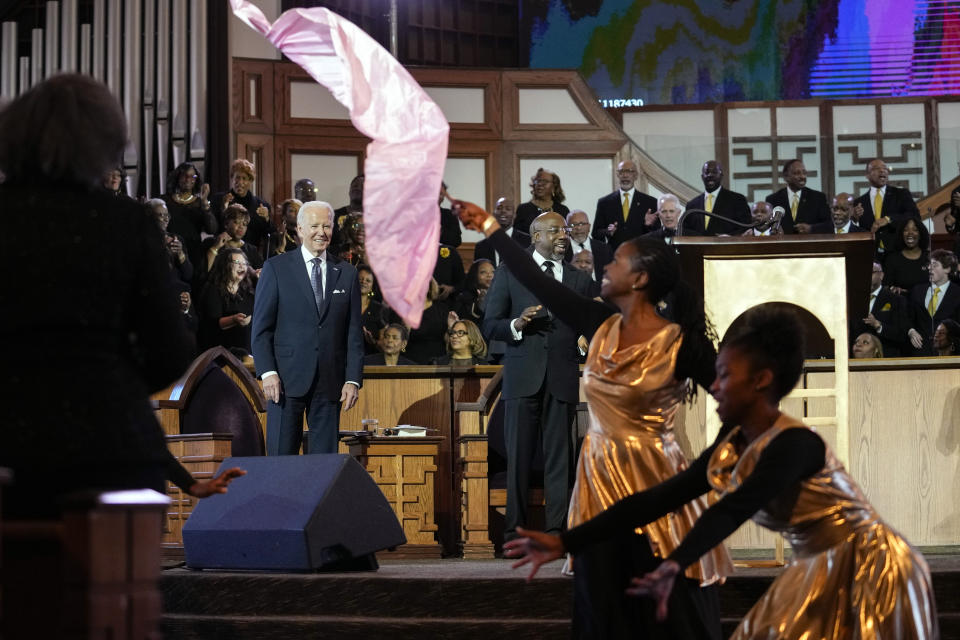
left=182, top=454, right=405, bottom=571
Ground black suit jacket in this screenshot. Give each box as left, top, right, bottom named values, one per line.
left=766, top=187, right=831, bottom=233
left=482, top=249, right=594, bottom=402
left=809, top=220, right=869, bottom=234
left=1, top=184, right=196, bottom=481
left=684, top=188, right=751, bottom=236
left=855, top=185, right=919, bottom=233
left=850, top=288, right=909, bottom=357
left=564, top=238, right=613, bottom=283
left=252, top=249, right=364, bottom=399
left=591, top=189, right=659, bottom=249
left=908, top=281, right=960, bottom=354
left=439, top=207, right=462, bottom=247
left=473, top=228, right=531, bottom=267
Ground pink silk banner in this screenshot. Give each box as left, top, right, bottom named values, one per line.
left=230, top=0, right=449, bottom=327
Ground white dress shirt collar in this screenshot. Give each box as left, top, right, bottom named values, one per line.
left=705, top=186, right=721, bottom=200
left=532, top=248, right=562, bottom=282
left=301, top=244, right=327, bottom=264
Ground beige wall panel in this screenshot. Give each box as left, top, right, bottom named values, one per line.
left=424, top=86, right=485, bottom=124
left=937, top=102, right=960, bottom=187
left=517, top=88, right=588, bottom=124
left=230, top=0, right=280, bottom=60
left=289, top=80, right=350, bottom=120
left=518, top=157, right=613, bottom=223
left=290, top=153, right=359, bottom=207
left=443, top=157, right=487, bottom=243
left=622, top=110, right=714, bottom=199
left=776, top=106, right=822, bottom=192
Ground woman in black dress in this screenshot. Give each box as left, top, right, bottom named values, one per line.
left=405, top=279, right=453, bottom=365
left=452, top=258, right=495, bottom=323
left=198, top=248, right=256, bottom=355
left=0, top=74, right=197, bottom=516
left=514, top=167, right=570, bottom=236
left=162, top=162, right=217, bottom=277
left=882, top=217, right=929, bottom=295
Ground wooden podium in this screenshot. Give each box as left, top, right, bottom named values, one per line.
left=674, top=233, right=875, bottom=465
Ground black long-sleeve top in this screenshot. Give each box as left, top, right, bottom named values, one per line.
left=486, top=228, right=716, bottom=389
left=561, top=426, right=825, bottom=568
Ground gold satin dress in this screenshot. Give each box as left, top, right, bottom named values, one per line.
left=568, top=316, right=733, bottom=584
left=708, top=415, right=939, bottom=639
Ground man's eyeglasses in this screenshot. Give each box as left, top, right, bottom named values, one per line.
left=569, top=222, right=590, bottom=228
left=538, top=226, right=572, bottom=235
left=447, top=329, right=468, bottom=337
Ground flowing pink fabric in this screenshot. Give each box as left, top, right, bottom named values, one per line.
left=230, top=1, right=449, bottom=327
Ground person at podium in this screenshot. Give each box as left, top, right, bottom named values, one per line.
left=456, top=200, right=731, bottom=640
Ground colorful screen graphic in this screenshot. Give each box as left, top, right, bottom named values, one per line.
left=525, top=0, right=960, bottom=104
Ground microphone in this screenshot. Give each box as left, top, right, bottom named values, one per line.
left=768, top=206, right=786, bottom=234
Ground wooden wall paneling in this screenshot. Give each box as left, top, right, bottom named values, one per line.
left=235, top=133, right=275, bottom=207
left=926, top=99, right=940, bottom=193
left=714, top=104, right=729, bottom=187
left=501, top=70, right=627, bottom=142
left=447, top=137, right=499, bottom=209
left=232, top=58, right=275, bottom=135
left=505, top=139, right=626, bottom=210
left=410, top=68, right=503, bottom=139
left=273, top=135, right=366, bottom=209
left=274, top=64, right=364, bottom=136
left=820, top=101, right=836, bottom=198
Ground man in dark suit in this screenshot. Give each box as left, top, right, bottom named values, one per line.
left=810, top=193, right=869, bottom=234
left=564, top=209, right=612, bottom=282
left=252, top=201, right=364, bottom=456
left=474, top=197, right=530, bottom=266
left=438, top=181, right=462, bottom=248
left=683, top=160, right=752, bottom=235
left=482, top=212, right=594, bottom=540
left=906, top=249, right=960, bottom=355
left=853, top=159, right=919, bottom=247
left=852, top=261, right=909, bottom=356
left=765, top=159, right=831, bottom=233
left=642, top=193, right=682, bottom=243
left=591, top=160, right=658, bottom=249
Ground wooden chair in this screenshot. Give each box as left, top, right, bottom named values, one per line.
left=455, top=371, right=590, bottom=558
left=153, top=346, right=267, bottom=457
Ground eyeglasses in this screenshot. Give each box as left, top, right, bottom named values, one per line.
left=569, top=222, right=590, bottom=228
left=231, top=260, right=249, bottom=266
left=533, top=178, right=554, bottom=185
left=447, top=330, right=467, bottom=337
left=616, top=169, right=637, bottom=175
left=537, top=226, right=572, bottom=235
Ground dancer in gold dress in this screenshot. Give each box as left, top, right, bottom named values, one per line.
left=506, top=303, right=939, bottom=639
left=457, top=201, right=732, bottom=639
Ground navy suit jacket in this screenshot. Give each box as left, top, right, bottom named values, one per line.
left=482, top=249, right=594, bottom=402
left=684, top=188, right=751, bottom=236
left=766, top=187, right=831, bottom=233
left=252, top=249, right=364, bottom=399
left=592, top=189, right=659, bottom=249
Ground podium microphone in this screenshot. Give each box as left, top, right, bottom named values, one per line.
left=768, top=206, right=786, bottom=234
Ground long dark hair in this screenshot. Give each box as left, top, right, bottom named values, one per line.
left=208, top=248, right=253, bottom=298
left=623, top=236, right=717, bottom=399
left=464, top=258, right=494, bottom=293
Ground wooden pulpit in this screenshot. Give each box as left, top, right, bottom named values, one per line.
left=674, top=232, right=875, bottom=465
